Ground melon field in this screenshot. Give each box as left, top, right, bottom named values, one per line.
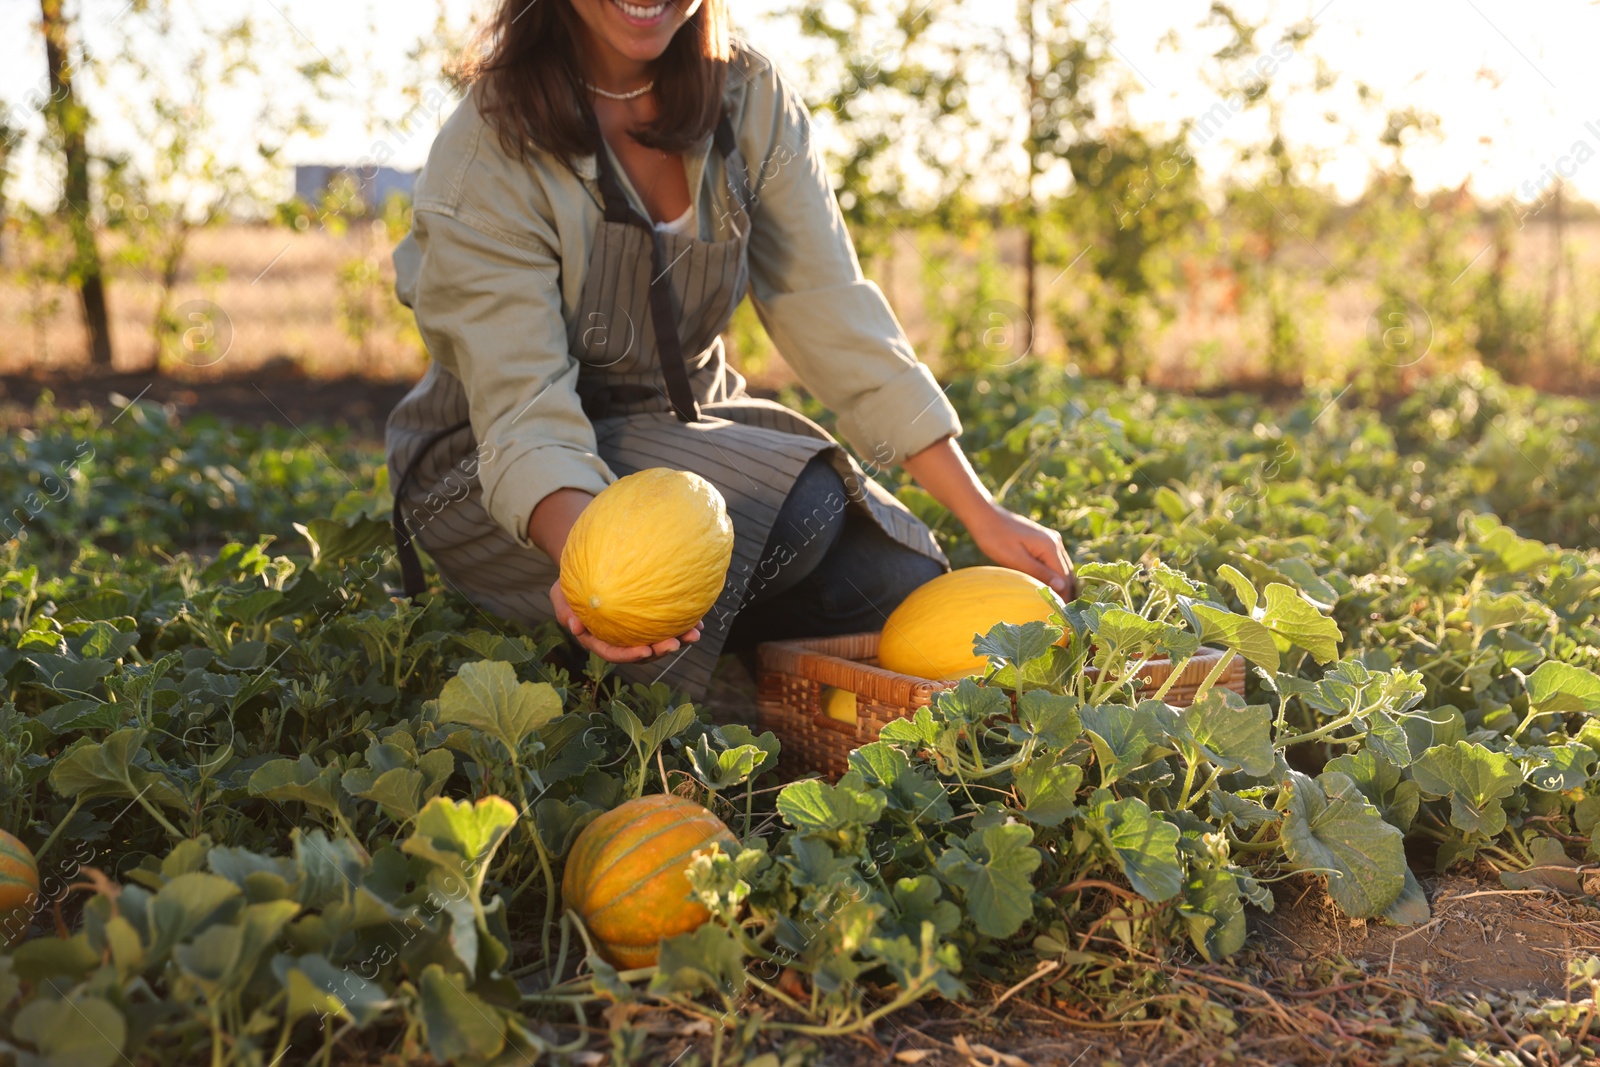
left=4, top=363, right=1600, bottom=1066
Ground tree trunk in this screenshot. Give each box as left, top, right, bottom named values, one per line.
left=40, top=0, right=113, bottom=368
left=1021, top=0, right=1038, bottom=358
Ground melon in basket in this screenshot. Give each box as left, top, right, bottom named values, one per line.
left=877, top=565, right=1061, bottom=680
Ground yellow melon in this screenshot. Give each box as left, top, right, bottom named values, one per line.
left=559, top=469, right=734, bottom=647
left=877, top=566, right=1061, bottom=680
left=562, top=794, right=737, bottom=969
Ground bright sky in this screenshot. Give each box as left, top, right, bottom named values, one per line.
left=2, top=0, right=1597, bottom=207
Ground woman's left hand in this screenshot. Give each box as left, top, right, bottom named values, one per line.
left=967, top=503, right=1077, bottom=601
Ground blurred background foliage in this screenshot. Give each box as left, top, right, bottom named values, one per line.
left=1, top=0, right=1596, bottom=400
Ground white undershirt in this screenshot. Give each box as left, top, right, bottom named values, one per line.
left=653, top=203, right=696, bottom=237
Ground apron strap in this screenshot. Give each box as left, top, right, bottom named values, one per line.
left=712, top=114, right=756, bottom=219
left=391, top=417, right=472, bottom=597
left=589, top=125, right=701, bottom=425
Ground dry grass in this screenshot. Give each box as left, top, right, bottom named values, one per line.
left=5, top=215, right=1598, bottom=394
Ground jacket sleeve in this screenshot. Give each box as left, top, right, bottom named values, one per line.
left=741, top=61, right=962, bottom=468
left=400, top=123, right=613, bottom=550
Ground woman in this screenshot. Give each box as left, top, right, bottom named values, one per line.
left=387, top=0, right=1074, bottom=698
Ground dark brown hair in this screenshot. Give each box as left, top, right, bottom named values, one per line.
left=462, top=0, right=730, bottom=168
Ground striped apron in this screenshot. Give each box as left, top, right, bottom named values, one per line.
left=387, top=112, right=945, bottom=698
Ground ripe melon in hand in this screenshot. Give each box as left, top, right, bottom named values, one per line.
left=559, top=468, right=734, bottom=647
left=562, top=794, right=737, bottom=969
left=877, top=565, right=1061, bottom=680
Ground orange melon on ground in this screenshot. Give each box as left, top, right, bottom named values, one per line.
left=562, top=794, right=737, bottom=969
left=0, top=830, right=40, bottom=944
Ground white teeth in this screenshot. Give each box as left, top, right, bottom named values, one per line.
left=614, top=0, right=667, bottom=16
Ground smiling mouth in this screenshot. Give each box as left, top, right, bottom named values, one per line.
left=610, top=0, right=670, bottom=24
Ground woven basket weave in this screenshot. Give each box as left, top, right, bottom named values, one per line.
left=754, top=632, right=1247, bottom=780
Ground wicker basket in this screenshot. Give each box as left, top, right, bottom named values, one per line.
left=754, top=632, right=1247, bottom=780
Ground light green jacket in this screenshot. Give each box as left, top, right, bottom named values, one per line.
left=392, top=41, right=961, bottom=545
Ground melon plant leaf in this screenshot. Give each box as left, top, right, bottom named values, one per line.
left=1324, top=749, right=1421, bottom=833
left=533, top=798, right=600, bottom=858
left=1181, top=863, right=1247, bottom=961
left=1499, top=835, right=1584, bottom=894
left=686, top=735, right=761, bottom=791
left=1277, top=770, right=1406, bottom=918
left=776, top=779, right=887, bottom=839
left=717, top=723, right=780, bottom=777
left=846, top=742, right=952, bottom=823
left=1214, top=563, right=1259, bottom=614
left=1080, top=701, right=1176, bottom=786
left=889, top=876, right=961, bottom=940
left=1409, top=741, right=1523, bottom=837
left=933, top=679, right=1011, bottom=726
left=1524, top=661, right=1600, bottom=717
left=341, top=766, right=425, bottom=822
left=935, top=823, right=1042, bottom=938
left=1258, top=583, right=1341, bottom=664
left=401, top=795, right=519, bottom=895
left=1016, top=689, right=1082, bottom=748
left=1177, top=690, right=1275, bottom=777
left=9, top=994, right=126, bottom=1067
left=274, top=951, right=394, bottom=1025
left=249, top=754, right=344, bottom=815
left=1520, top=743, right=1598, bottom=793
left=974, top=620, right=1060, bottom=669
left=418, top=963, right=508, bottom=1064
left=1208, top=789, right=1279, bottom=829
left=650, top=922, right=748, bottom=998
left=1467, top=590, right=1533, bottom=631
left=437, top=660, right=562, bottom=759
left=1187, top=602, right=1279, bottom=670
left=146, top=872, right=244, bottom=961
left=1382, top=866, right=1432, bottom=926
left=1087, top=794, right=1184, bottom=902
left=49, top=729, right=187, bottom=810
left=1013, top=759, right=1082, bottom=827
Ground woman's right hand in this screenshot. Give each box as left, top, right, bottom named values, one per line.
left=549, top=580, right=702, bottom=664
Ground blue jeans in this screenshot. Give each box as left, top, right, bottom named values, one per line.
left=724, top=457, right=945, bottom=654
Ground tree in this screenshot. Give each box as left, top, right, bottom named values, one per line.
left=38, top=0, right=113, bottom=367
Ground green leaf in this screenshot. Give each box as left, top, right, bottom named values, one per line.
left=147, top=872, right=244, bottom=961
left=48, top=729, right=187, bottom=810
left=1188, top=603, right=1279, bottom=670
left=249, top=754, right=343, bottom=814
left=1382, top=867, right=1432, bottom=926
left=777, top=779, right=886, bottom=841
left=1181, top=864, right=1247, bottom=961
left=1215, top=563, right=1258, bottom=614
left=649, top=922, right=748, bottom=998
left=935, top=823, right=1041, bottom=938
left=274, top=952, right=394, bottom=1025
left=1324, top=749, right=1421, bottom=832
left=933, top=679, right=1011, bottom=725
left=845, top=743, right=952, bottom=823
left=686, top=735, right=762, bottom=792
left=1277, top=771, right=1406, bottom=918
left=1177, top=690, right=1275, bottom=777
left=10, top=995, right=126, bottom=1067
left=1013, top=759, right=1083, bottom=827
left=401, top=795, right=519, bottom=891
left=1080, top=702, right=1175, bottom=785
left=1087, top=794, right=1184, bottom=902
left=1500, top=836, right=1583, bottom=894
left=1409, top=742, right=1523, bottom=837
left=419, top=963, right=506, bottom=1063
left=1258, top=583, right=1341, bottom=664
left=1521, top=743, right=1597, bottom=793
left=1207, top=789, right=1279, bottom=829
left=1016, top=690, right=1082, bottom=748
left=974, top=620, right=1061, bottom=669
left=437, top=660, right=562, bottom=759
left=533, top=798, right=600, bottom=858
left=1525, top=661, right=1600, bottom=717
